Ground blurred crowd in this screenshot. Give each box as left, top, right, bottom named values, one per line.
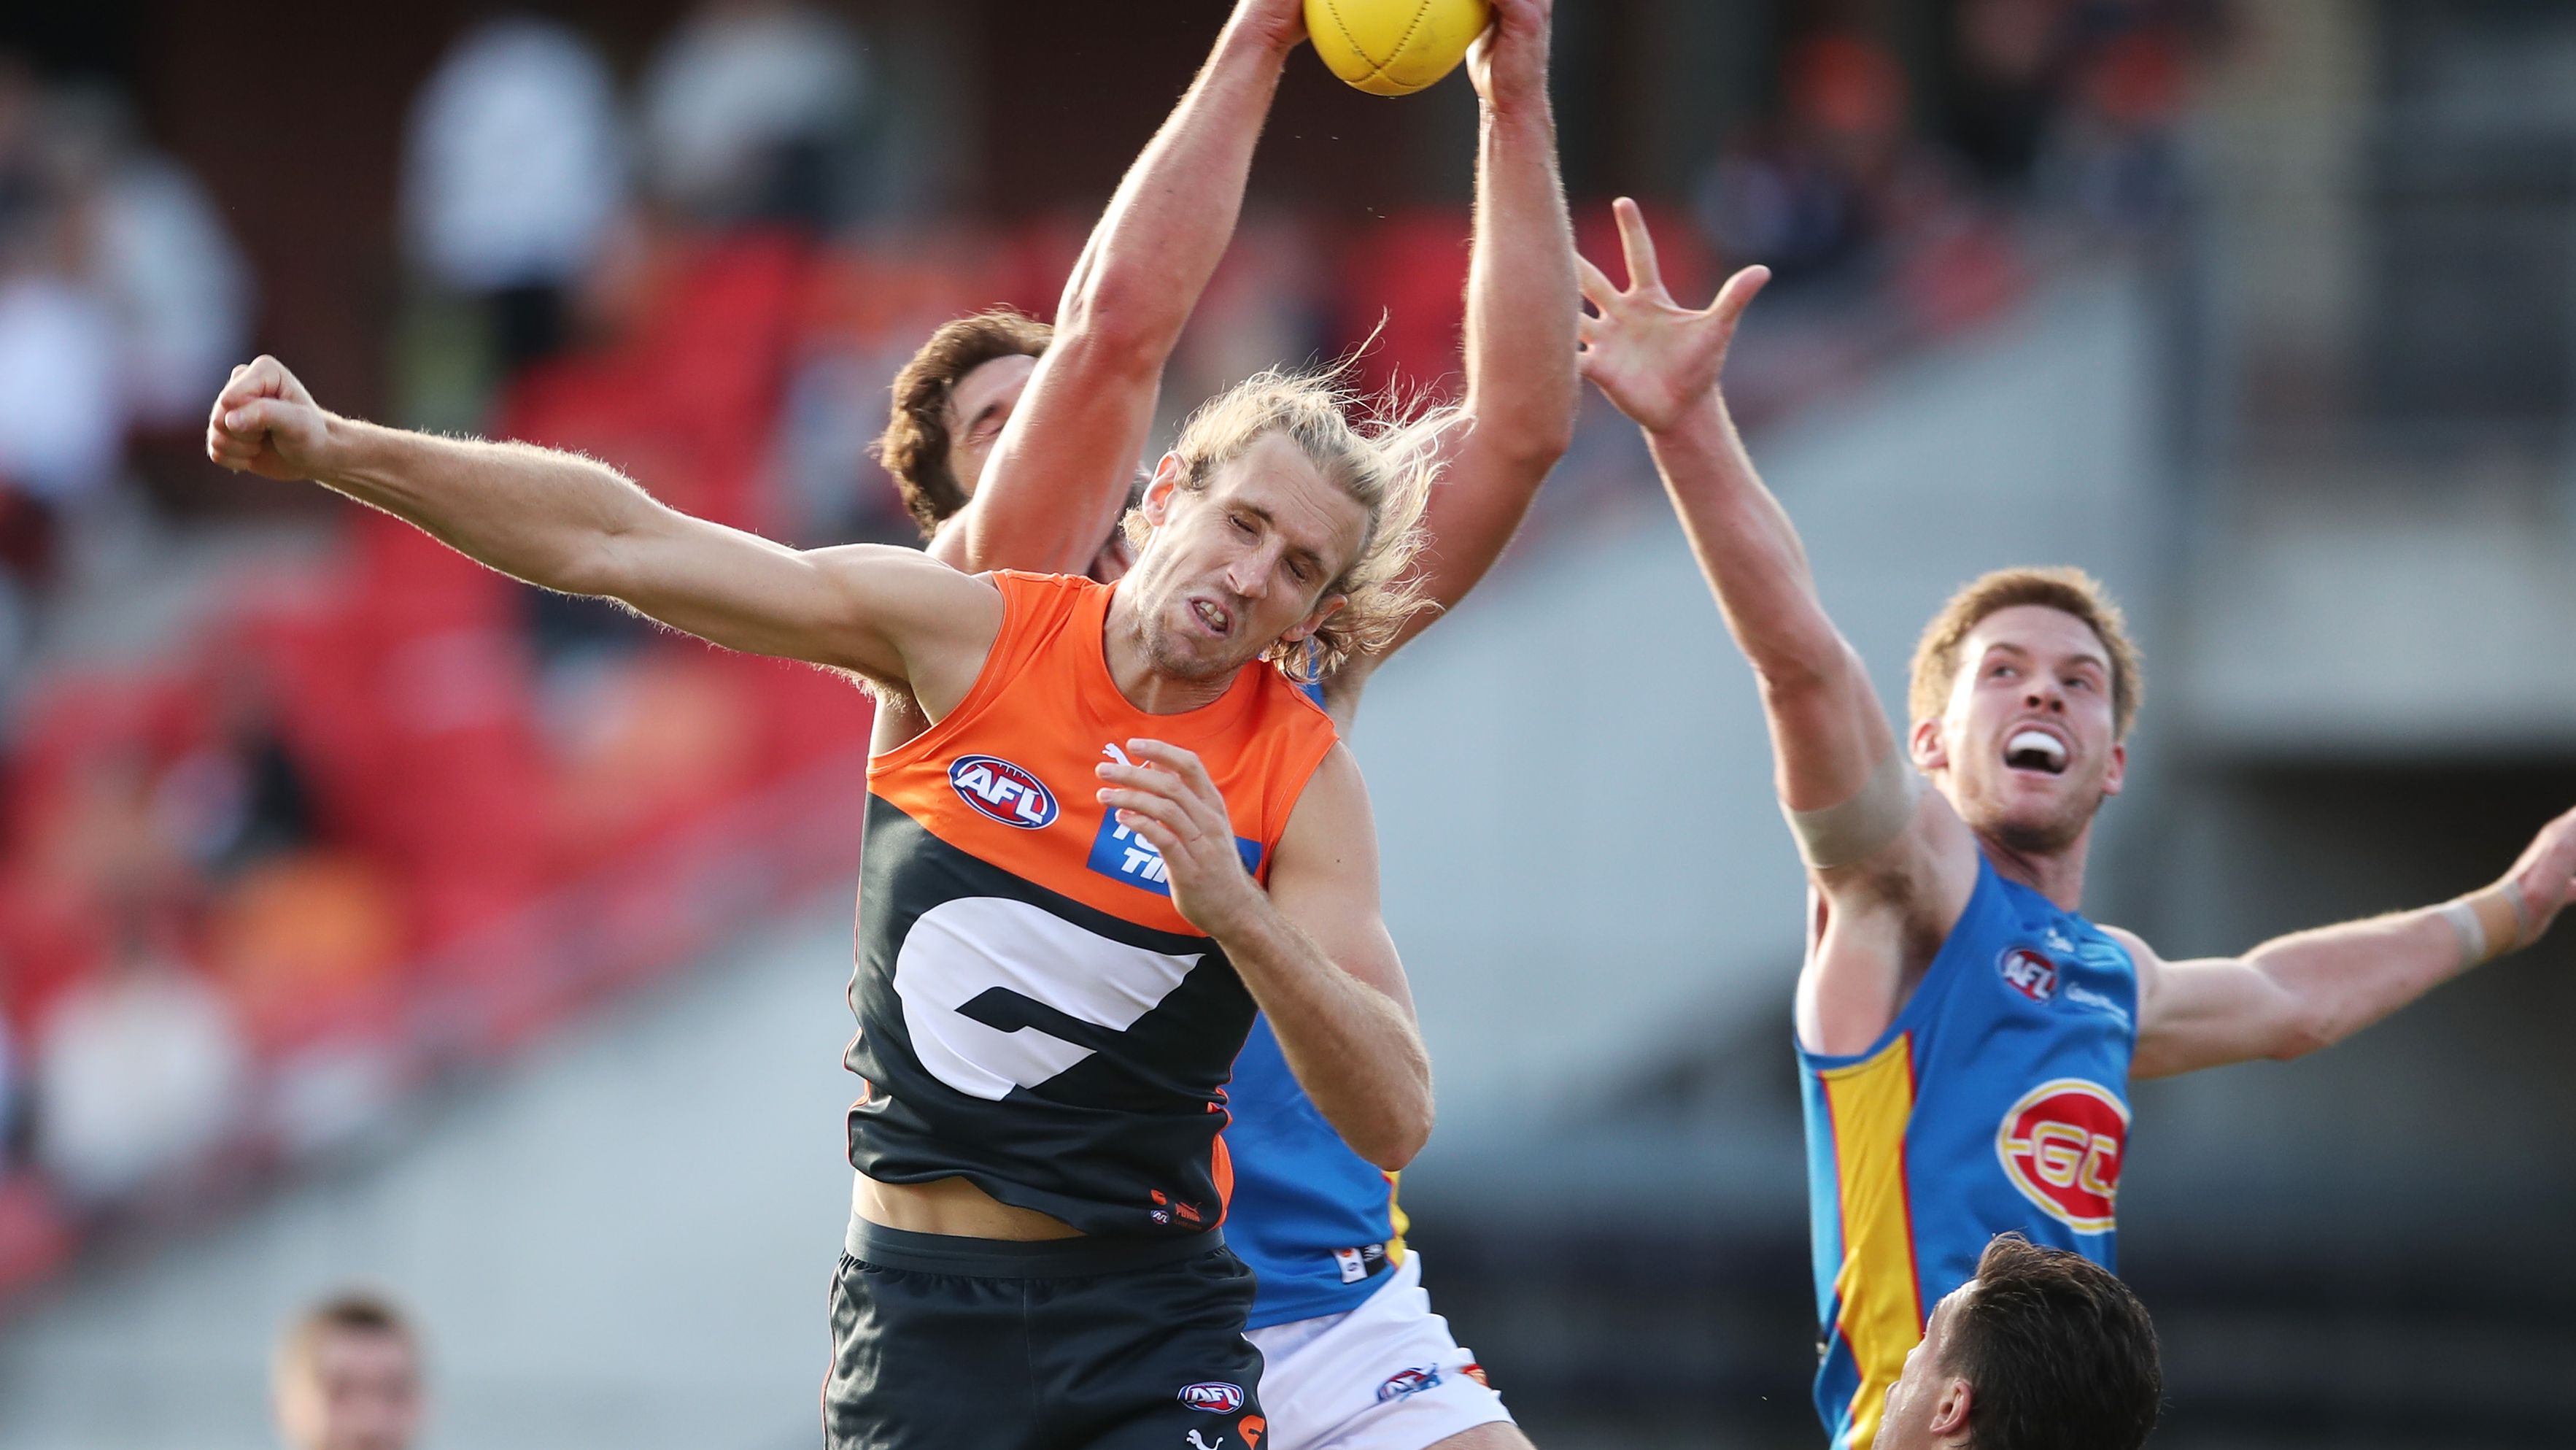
left=0, top=0, right=2208, bottom=1306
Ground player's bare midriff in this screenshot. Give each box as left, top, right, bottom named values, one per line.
left=854, top=1173, right=1087, bottom=1240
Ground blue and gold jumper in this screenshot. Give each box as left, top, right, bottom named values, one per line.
left=1798, top=858, right=2138, bottom=1450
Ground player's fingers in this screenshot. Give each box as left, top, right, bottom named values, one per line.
left=1575, top=252, right=1621, bottom=310
left=1116, top=809, right=1184, bottom=860
left=1707, top=264, right=1771, bottom=325
left=1126, top=739, right=1218, bottom=798
left=1096, top=787, right=1202, bottom=841
left=220, top=398, right=282, bottom=438
left=1612, top=197, right=1666, bottom=298
left=1094, top=761, right=1177, bottom=792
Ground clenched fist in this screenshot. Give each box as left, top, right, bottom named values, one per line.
left=205, top=355, right=337, bottom=482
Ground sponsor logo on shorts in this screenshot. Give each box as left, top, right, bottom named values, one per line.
left=1239, top=1416, right=1265, bottom=1450
left=1998, top=946, right=2057, bottom=1003
left=1996, top=1078, right=2129, bottom=1233
left=1185, top=1433, right=1223, bottom=1450
left=1377, top=1367, right=1443, bottom=1403
left=1459, top=1362, right=1489, bottom=1387
left=948, top=755, right=1059, bottom=828
left=1179, top=1383, right=1245, bottom=1414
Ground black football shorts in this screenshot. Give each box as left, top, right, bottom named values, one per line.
left=826, top=1217, right=1269, bottom=1450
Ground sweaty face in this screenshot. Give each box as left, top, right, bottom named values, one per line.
left=1876, top=1281, right=1972, bottom=1449
left=276, top=1330, right=422, bottom=1450
left=1119, top=431, right=1366, bottom=682
left=1917, top=604, right=2126, bottom=856
left=943, top=352, right=1038, bottom=501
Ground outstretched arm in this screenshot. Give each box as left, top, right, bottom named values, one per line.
left=2130, top=803, right=2576, bottom=1077
left=1096, top=741, right=1432, bottom=1170
left=935, top=0, right=1306, bottom=576
left=1328, top=0, right=1575, bottom=717
left=208, top=358, right=1001, bottom=706
left=1578, top=204, right=1979, bottom=1054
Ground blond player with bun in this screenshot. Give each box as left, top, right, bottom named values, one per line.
left=1574, top=201, right=2576, bottom=1450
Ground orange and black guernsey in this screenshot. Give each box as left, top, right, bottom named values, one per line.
left=845, top=571, right=1342, bottom=1237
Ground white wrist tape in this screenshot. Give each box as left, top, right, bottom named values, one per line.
left=1784, top=744, right=1922, bottom=871
left=2441, top=884, right=2530, bottom=970
left=2439, top=898, right=2489, bottom=969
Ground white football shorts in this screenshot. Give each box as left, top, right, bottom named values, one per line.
left=1247, top=1252, right=1515, bottom=1450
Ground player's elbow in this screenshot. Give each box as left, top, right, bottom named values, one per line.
left=2267, top=996, right=2340, bottom=1061
left=1752, top=634, right=1856, bottom=700
left=1053, top=288, right=1171, bottom=379
left=1361, top=1098, right=1434, bottom=1173
left=1462, top=394, right=1576, bottom=473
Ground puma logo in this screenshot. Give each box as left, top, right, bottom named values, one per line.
left=1185, top=1432, right=1223, bottom=1450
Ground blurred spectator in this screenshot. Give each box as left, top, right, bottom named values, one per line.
left=31, top=930, right=248, bottom=1205
left=1949, top=0, right=2067, bottom=186
left=641, top=0, right=873, bottom=231
left=2037, top=27, right=2189, bottom=231
left=274, top=1290, right=425, bottom=1450
left=46, top=83, right=255, bottom=432
left=154, top=660, right=317, bottom=879
left=403, top=16, right=626, bottom=374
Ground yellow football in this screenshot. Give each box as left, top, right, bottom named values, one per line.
left=1305, top=0, right=1493, bottom=96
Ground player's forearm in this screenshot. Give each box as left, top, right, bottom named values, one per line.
left=1457, top=77, right=1577, bottom=468
left=313, top=417, right=659, bottom=598
left=1645, top=398, right=1844, bottom=686
left=1218, top=906, right=1434, bottom=1171
left=1053, top=19, right=1289, bottom=367
left=2245, top=883, right=2526, bottom=1056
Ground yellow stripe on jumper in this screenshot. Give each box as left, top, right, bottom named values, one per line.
left=1385, top=1171, right=1409, bottom=1267
left=1821, top=1033, right=1924, bottom=1450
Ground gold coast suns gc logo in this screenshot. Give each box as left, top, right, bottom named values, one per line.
left=1995, top=1078, right=2128, bottom=1233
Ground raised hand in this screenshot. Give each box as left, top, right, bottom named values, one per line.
left=1467, top=0, right=1552, bottom=111
left=205, top=355, right=337, bottom=482
left=1231, top=0, right=1308, bottom=53
left=1095, top=740, right=1265, bottom=939
left=2501, top=803, right=2576, bottom=948
left=1576, top=197, right=1770, bottom=435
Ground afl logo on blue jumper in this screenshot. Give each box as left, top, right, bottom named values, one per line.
left=948, top=755, right=1059, bottom=828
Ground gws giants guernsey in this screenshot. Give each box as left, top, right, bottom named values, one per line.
left=1798, top=857, right=2138, bottom=1450
left=846, top=571, right=1340, bottom=1237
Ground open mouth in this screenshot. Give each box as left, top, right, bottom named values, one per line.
left=2003, top=728, right=2069, bottom=776
left=1188, top=598, right=1233, bottom=638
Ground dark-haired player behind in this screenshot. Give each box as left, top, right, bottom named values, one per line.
left=1575, top=199, right=2576, bottom=1449
left=1875, top=1234, right=2161, bottom=1450
left=864, top=1, right=1574, bottom=1448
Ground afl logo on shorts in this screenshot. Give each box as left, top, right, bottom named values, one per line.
left=1998, top=947, right=2058, bottom=1003
left=1996, top=1079, right=2128, bottom=1233
left=1178, top=1383, right=1245, bottom=1414
left=948, top=755, right=1058, bottom=828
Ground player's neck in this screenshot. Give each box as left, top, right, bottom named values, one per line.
left=1101, top=594, right=1240, bottom=715
left=1976, top=827, right=2091, bottom=914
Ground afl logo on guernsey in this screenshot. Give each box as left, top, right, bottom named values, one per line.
left=1178, top=1382, right=1245, bottom=1414
left=1999, top=946, right=2058, bottom=1003
left=948, top=755, right=1059, bottom=828
left=1996, top=1078, right=2128, bottom=1233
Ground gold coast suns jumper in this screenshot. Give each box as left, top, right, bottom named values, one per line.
left=843, top=570, right=1340, bottom=1237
